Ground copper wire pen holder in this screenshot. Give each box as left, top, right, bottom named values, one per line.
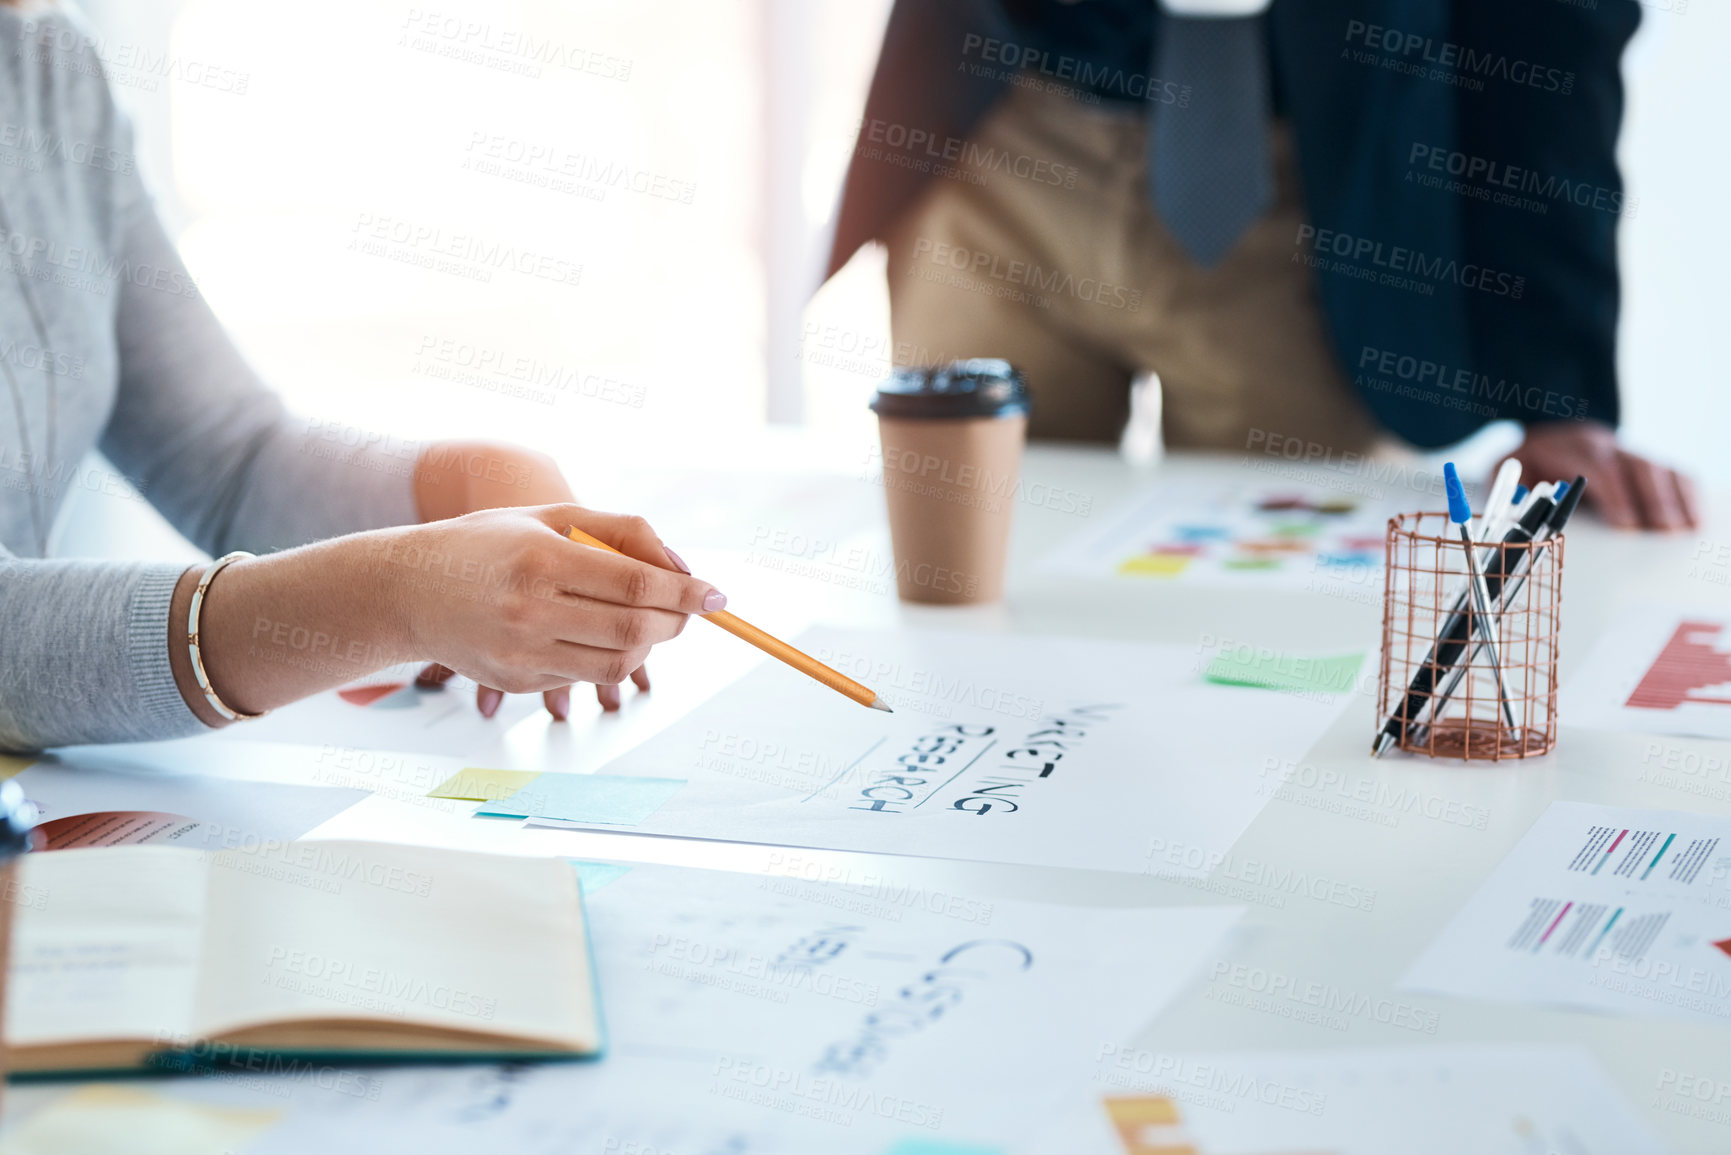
left=1377, top=512, right=1564, bottom=760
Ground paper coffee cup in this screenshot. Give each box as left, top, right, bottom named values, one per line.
left=871, top=360, right=1029, bottom=605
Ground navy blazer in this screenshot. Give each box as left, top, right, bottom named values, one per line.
left=826, top=1, right=1640, bottom=448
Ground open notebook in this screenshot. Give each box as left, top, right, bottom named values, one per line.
left=6, top=841, right=602, bottom=1074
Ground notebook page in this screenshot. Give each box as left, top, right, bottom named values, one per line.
left=191, top=841, right=597, bottom=1051
left=6, top=847, right=208, bottom=1047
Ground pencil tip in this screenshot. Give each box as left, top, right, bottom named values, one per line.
left=869, top=698, right=893, bottom=713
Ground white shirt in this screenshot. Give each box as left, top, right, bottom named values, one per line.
left=1161, top=0, right=1272, bottom=17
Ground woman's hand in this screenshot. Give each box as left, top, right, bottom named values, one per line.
left=412, top=660, right=652, bottom=720
left=176, top=504, right=723, bottom=727
left=410, top=439, right=665, bottom=718
left=392, top=504, right=722, bottom=704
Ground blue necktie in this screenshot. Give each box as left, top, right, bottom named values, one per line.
left=1149, top=12, right=1274, bottom=267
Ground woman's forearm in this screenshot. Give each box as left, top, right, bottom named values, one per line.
left=168, top=440, right=570, bottom=722
left=167, top=529, right=416, bottom=723
left=163, top=504, right=722, bottom=728
left=413, top=440, right=571, bottom=522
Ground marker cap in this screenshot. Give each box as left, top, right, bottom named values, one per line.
left=1443, top=463, right=1471, bottom=524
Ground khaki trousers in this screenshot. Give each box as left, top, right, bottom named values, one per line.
left=884, top=84, right=1380, bottom=453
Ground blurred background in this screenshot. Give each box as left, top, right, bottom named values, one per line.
left=61, top=0, right=1726, bottom=555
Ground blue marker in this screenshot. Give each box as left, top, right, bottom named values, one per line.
left=1445, top=463, right=1516, bottom=730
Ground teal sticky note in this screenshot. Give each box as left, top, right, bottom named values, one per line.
left=1204, top=649, right=1364, bottom=695
left=570, top=861, right=632, bottom=896
left=883, top=1141, right=1002, bottom=1155
left=478, top=774, right=686, bottom=825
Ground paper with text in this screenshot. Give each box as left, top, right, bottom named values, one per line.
left=530, top=628, right=1357, bottom=875
left=170, top=862, right=1241, bottom=1154
left=1403, top=801, right=1731, bottom=1025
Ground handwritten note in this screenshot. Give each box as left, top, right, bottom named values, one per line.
left=527, top=627, right=1357, bottom=875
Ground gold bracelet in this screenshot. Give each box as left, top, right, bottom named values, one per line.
left=187, top=551, right=269, bottom=722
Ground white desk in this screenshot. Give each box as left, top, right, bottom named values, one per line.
left=35, top=444, right=1731, bottom=1152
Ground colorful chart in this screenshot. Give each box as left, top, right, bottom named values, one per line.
left=1624, top=619, right=1731, bottom=711
left=1560, top=606, right=1731, bottom=740
left=1404, top=802, right=1731, bottom=1027
left=1046, top=482, right=1400, bottom=589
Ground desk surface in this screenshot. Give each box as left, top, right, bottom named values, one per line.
left=46, top=445, right=1731, bottom=1152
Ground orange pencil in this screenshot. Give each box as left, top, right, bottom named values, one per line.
left=565, top=526, right=893, bottom=712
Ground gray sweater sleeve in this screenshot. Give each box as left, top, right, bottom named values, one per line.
left=0, top=41, right=417, bottom=752
left=98, top=204, right=420, bottom=558
left=0, top=553, right=191, bottom=750
left=0, top=207, right=419, bottom=752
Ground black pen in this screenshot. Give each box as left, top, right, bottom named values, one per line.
left=1410, top=476, right=1587, bottom=740
left=1372, top=496, right=1557, bottom=757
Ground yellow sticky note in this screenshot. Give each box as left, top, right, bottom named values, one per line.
left=0, top=755, right=35, bottom=782
left=428, top=767, right=544, bottom=802
left=0, top=1085, right=280, bottom=1155
left=1118, top=555, right=1191, bottom=577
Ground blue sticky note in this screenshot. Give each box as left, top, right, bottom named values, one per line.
left=478, top=774, right=686, bottom=825
left=1174, top=524, right=1231, bottom=542
left=883, top=1142, right=1002, bottom=1155
left=569, top=861, right=632, bottom=896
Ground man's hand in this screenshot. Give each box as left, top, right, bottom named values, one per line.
left=1503, top=422, right=1698, bottom=531
left=411, top=440, right=655, bottom=717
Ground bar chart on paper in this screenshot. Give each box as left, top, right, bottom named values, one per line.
left=1626, top=619, right=1731, bottom=709
left=1561, top=606, right=1731, bottom=740
left=1403, top=802, right=1731, bottom=1026
left=1505, top=899, right=1668, bottom=964
left=1573, top=823, right=1722, bottom=882
left=1043, top=480, right=1401, bottom=588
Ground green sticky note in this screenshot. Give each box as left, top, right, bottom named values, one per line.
left=569, top=861, right=632, bottom=896
left=1205, top=649, right=1364, bottom=695
left=428, top=767, right=544, bottom=802
left=883, top=1141, right=1002, bottom=1155
left=478, top=774, right=687, bottom=825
